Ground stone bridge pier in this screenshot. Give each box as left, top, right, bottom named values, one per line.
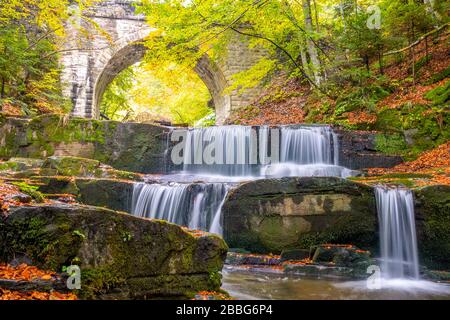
left=61, top=0, right=266, bottom=124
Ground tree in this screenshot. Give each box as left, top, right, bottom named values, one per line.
left=0, top=0, right=96, bottom=114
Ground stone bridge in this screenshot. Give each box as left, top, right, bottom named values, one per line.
left=61, top=0, right=266, bottom=124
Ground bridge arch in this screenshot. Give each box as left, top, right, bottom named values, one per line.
left=92, top=36, right=231, bottom=122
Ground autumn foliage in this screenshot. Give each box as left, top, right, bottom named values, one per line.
left=0, top=264, right=77, bottom=300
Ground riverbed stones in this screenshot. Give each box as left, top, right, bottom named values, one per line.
left=0, top=204, right=228, bottom=299
left=223, top=177, right=377, bottom=253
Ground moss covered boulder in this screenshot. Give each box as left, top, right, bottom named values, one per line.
left=414, top=185, right=450, bottom=270
left=37, top=177, right=134, bottom=212
left=222, top=177, right=377, bottom=254
left=0, top=115, right=169, bottom=174
left=0, top=204, right=228, bottom=299
left=40, top=156, right=142, bottom=180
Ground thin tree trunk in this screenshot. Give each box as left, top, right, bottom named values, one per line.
left=0, top=77, right=5, bottom=99
left=299, top=39, right=312, bottom=78
left=423, top=0, right=442, bottom=25
left=410, top=21, right=416, bottom=86
left=364, top=55, right=370, bottom=72
left=312, top=0, right=319, bottom=31
left=302, top=0, right=322, bottom=85
left=378, top=50, right=384, bottom=75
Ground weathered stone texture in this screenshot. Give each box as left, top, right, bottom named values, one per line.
left=222, top=177, right=378, bottom=253
left=335, top=129, right=404, bottom=169
left=0, top=204, right=228, bottom=299
left=0, top=115, right=169, bottom=174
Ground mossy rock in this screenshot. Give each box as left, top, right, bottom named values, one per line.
left=0, top=204, right=228, bottom=299
left=39, top=156, right=142, bottom=180
left=414, top=185, right=450, bottom=270
left=0, top=115, right=169, bottom=174
left=41, top=156, right=102, bottom=177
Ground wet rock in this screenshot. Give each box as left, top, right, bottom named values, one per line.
left=0, top=115, right=169, bottom=174
left=311, top=245, right=372, bottom=267
left=225, top=252, right=281, bottom=266
left=0, top=203, right=228, bottom=299
left=280, top=249, right=311, bottom=262
left=38, top=177, right=135, bottom=212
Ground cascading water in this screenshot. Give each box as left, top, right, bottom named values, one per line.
left=261, top=125, right=352, bottom=178
left=375, top=186, right=420, bottom=279
left=131, top=182, right=229, bottom=233
left=280, top=126, right=338, bottom=165
left=182, top=126, right=258, bottom=176
left=132, top=124, right=355, bottom=235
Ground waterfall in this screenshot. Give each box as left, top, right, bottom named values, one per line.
left=178, top=125, right=341, bottom=177
left=182, top=126, right=257, bottom=176
left=131, top=182, right=229, bottom=234
left=280, top=126, right=339, bottom=165
left=133, top=124, right=351, bottom=235
left=375, top=186, right=420, bottom=279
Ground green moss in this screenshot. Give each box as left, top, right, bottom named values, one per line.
left=425, top=80, right=450, bottom=105
left=415, top=186, right=450, bottom=270
left=425, top=65, right=450, bottom=85
left=11, top=181, right=45, bottom=202
left=79, top=267, right=127, bottom=300
left=298, top=213, right=378, bottom=253
left=375, top=103, right=450, bottom=160
left=1, top=216, right=81, bottom=270
left=0, top=162, right=19, bottom=171
left=375, top=133, right=408, bottom=156
left=42, top=156, right=101, bottom=177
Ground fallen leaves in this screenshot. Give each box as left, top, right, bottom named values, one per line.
left=0, top=288, right=77, bottom=300
left=0, top=263, right=56, bottom=282
left=343, top=111, right=378, bottom=125
left=369, top=142, right=450, bottom=175
left=367, top=142, right=450, bottom=186
left=226, top=76, right=309, bottom=126
left=378, top=79, right=448, bottom=110
left=0, top=264, right=78, bottom=300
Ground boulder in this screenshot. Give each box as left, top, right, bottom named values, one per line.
left=222, top=177, right=377, bottom=254
left=414, top=185, right=450, bottom=270
left=280, top=249, right=311, bottom=262
left=40, top=156, right=142, bottom=180
left=0, top=204, right=228, bottom=299
left=0, top=115, right=169, bottom=174
left=38, top=177, right=134, bottom=212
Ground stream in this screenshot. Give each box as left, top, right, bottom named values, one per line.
left=222, top=268, right=450, bottom=300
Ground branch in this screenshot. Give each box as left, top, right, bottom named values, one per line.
left=229, top=26, right=325, bottom=93
left=383, top=22, right=449, bottom=56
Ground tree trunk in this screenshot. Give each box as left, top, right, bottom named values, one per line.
left=312, top=0, right=319, bottom=31
left=299, top=39, right=312, bottom=79
left=0, top=77, right=5, bottom=100
left=378, top=51, right=384, bottom=75
left=423, top=0, right=442, bottom=25
left=410, top=21, right=416, bottom=86
left=364, top=55, right=370, bottom=72
left=302, top=0, right=322, bottom=85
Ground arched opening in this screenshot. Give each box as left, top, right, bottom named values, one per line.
left=92, top=40, right=230, bottom=125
